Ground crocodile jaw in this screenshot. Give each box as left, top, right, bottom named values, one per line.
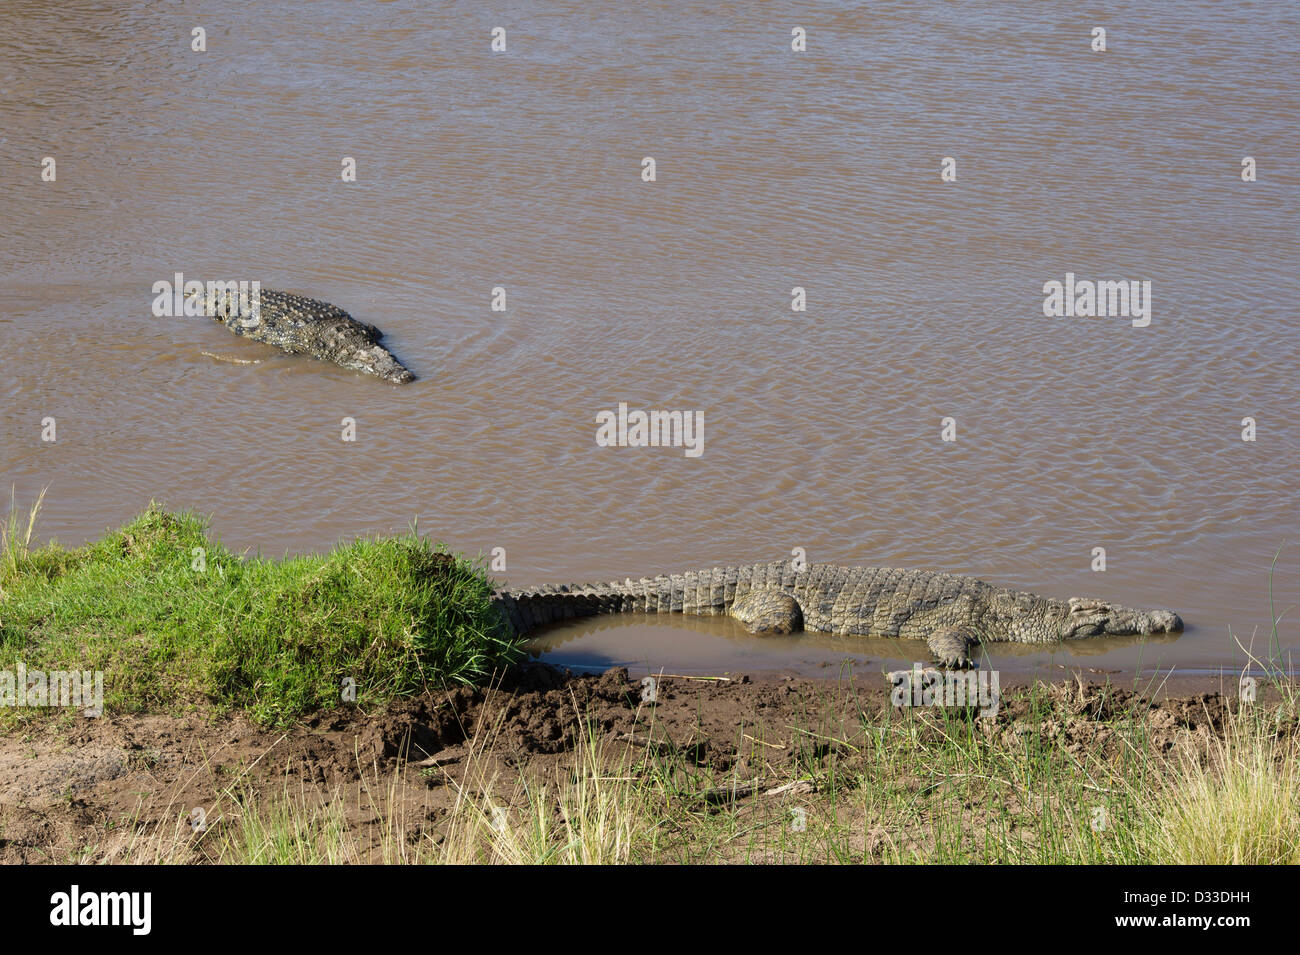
left=1063, top=598, right=1184, bottom=639
left=1112, top=607, right=1183, bottom=636
left=339, top=345, right=415, bottom=384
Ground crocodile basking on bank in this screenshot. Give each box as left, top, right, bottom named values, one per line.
left=495, top=561, right=1183, bottom=667
left=187, top=287, right=414, bottom=383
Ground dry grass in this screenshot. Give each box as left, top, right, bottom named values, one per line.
left=433, top=694, right=650, bottom=864
left=109, top=690, right=653, bottom=865
left=1143, top=668, right=1300, bottom=865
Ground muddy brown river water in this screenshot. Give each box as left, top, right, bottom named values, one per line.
left=2, top=2, right=1297, bottom=678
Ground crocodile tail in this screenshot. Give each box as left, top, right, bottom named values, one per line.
left=494, top=582, right=629, bottom=636
left=495, top=566, right=755, bottom=637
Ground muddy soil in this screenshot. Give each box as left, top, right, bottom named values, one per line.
left=0, top=664, right=1267, bottom=863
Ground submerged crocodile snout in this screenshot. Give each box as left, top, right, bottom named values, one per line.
left=1064, top=597, right=1185, bottom=639
left=1106, top=606, right=1184, bottom=636
left=1151, top=610, right=1183, bottom=633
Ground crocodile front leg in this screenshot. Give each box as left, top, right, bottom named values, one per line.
left=926, top=628, right=976, bottom=668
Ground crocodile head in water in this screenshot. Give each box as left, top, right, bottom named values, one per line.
left=1059, top=597, right=1184, bottom=640
left=184, top=286, right=258, bottom=326
left=979, top=591, right=1183, bottom=643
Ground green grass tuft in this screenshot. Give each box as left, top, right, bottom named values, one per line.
left=0, top=503, right=521, bottom=726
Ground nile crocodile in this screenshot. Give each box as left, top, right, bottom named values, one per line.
left=495, top=561, right=1183, bottom=667
left=187, top=287, right=414, bottom=383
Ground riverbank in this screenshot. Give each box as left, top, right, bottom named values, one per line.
left=1, top=664, right=1297, bottom=863
left=1, top=504, right=1296, bottom=863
